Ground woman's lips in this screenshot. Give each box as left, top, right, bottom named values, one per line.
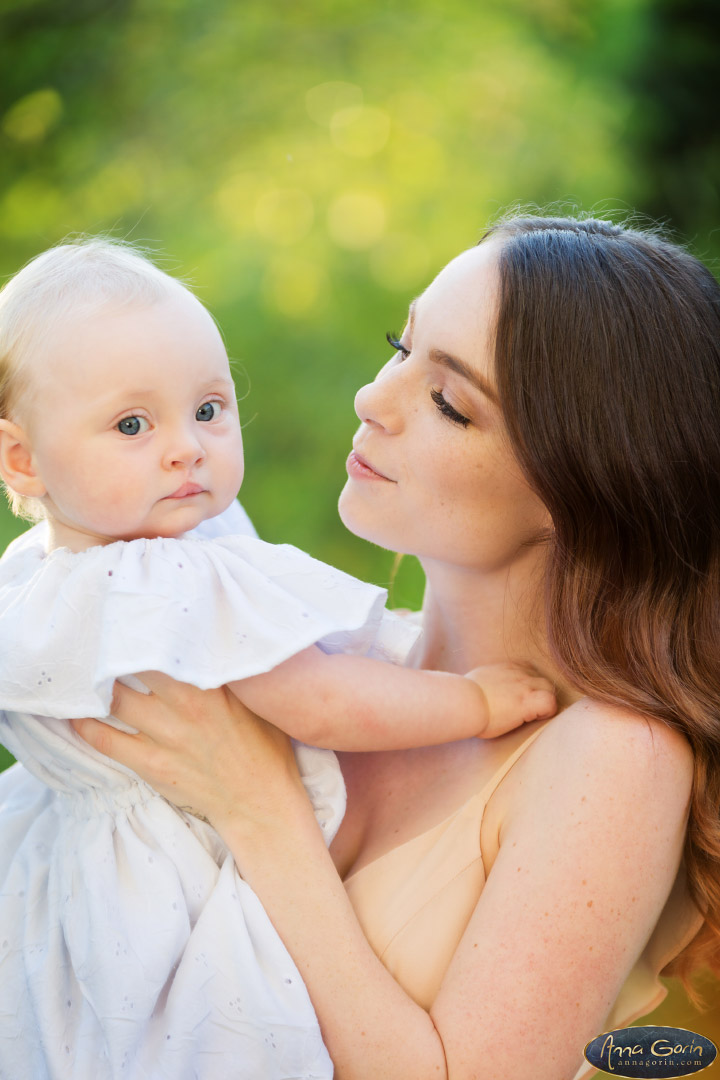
left=346, top=450, right=394, bottom=482
left=166, top=482, right=205, bottom=499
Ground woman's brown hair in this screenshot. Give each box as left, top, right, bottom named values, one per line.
left=485, top=214, right=720, bottom=987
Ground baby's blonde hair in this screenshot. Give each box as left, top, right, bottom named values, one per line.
left=0, top=237, right=183, bottom=521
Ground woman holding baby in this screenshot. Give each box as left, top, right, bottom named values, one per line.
left=55, top=213, right=720, bottom=1077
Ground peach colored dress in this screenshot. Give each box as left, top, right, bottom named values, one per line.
left=344, top=724, right=703, bottom=1080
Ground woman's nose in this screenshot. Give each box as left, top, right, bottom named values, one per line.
left=354, top=365, right=404, bottom=434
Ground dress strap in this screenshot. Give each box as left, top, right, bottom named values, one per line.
left=466, top=719, right=551, bottom=819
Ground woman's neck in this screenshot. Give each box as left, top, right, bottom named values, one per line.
left=417, top=546, right=579, bottom=708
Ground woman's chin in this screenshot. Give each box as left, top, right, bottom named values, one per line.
left=337, top=486, right=366, bottom=538
left=337, top=484, right=396, bottom=551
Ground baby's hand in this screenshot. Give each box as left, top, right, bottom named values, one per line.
left=465, top=663, right=557, bottom=738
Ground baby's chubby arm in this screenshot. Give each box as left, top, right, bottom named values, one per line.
left=229, top=649, right=556, bottom=750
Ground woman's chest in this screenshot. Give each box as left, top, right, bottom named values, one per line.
left=331, top=737, right=512, bottom=881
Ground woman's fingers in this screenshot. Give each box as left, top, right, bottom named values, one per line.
left=71, top=715, right=144, bottom=764
left=121, top=669, right=188, bottom=699
left=111, top=674, right=207, bottom=740
left=71, top=709, right=200, bottom=803
left=73, top=677, right=304, bottom=830
left=114, top=673, right=246, bottom=734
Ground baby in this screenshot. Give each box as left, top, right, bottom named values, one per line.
left=0, top=239, right=555, bottom=1080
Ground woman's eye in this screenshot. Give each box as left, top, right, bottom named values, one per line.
left=116, top=415, right=149, bottom=436
left=196, top=401, right=222, bottom=422
left=430, top=388, right=470, bottom=428
left=386, top=332, right=410, bottom=359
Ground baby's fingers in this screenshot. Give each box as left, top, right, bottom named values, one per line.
left=522, top=684, right=557, bottom=721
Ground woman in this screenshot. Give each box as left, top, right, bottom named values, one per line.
left=74, top=214, right=720, bottom=1079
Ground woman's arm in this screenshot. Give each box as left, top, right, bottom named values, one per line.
left=73, top=681, right=693, bottom=1080
left=231, top=647, right=556, bottom=749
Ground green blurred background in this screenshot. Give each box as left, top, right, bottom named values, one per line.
left=1, top=0, right=719, bottom=1056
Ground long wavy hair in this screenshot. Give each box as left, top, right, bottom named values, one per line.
left=485, top=214, right=720, bottom=987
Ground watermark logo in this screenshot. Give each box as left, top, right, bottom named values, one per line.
left=584, top=1026, right=717, bottom=1077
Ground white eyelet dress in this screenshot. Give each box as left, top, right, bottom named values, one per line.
left=0, top=501, right=420, bottom=1080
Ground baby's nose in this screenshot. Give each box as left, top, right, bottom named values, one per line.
left=165, top=427, right=206, bottom=467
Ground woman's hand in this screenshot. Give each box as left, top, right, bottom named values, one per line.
left=71, top=674, right=305, bottom=833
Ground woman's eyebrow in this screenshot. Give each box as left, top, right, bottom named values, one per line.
left=428, top=348, right=500, bottom=405
left=406, top=298, right=499, bottom=405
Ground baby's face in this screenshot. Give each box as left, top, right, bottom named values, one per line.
left=23, top=287, right=244, bottom=549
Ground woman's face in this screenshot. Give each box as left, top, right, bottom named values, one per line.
left=338, top=240, right=550, bottom=573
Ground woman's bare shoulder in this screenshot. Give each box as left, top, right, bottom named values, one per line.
left=539, top=697, right=693, bottom=782
left=493, top=697, right=694, bottom=847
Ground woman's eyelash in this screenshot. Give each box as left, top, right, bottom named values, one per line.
left=386, top=332, right=410, bottom=357
left=430, top=388, right=470, bottom=427
left=385, top=332, right=469, bottom=427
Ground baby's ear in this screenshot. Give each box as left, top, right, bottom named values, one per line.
left=0, top=419, right=46, bottom=497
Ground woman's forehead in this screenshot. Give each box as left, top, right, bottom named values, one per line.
left=405, top=242, right=502, bottom=385
left=411, top=241, right=501, bottom=323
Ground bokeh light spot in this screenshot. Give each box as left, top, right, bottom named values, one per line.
left=214, top=171, right=270, bottom=235
left=305, top=81, right=363, bottom=127
left=262, top=256, right=324, bottom=316
left=327, top=191, right=387, bottom=250
left=2, top=88, right=63, bottom=143
left=255, top=188, right=314, bottom=245
left=388, top=131, right=446, bottom=189
left=330, top=106, right=391, bottom=158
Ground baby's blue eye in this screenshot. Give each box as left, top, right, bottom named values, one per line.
left=117, top=416, right=149, bottom=436
left=196, top=401, right=221, bottom=422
